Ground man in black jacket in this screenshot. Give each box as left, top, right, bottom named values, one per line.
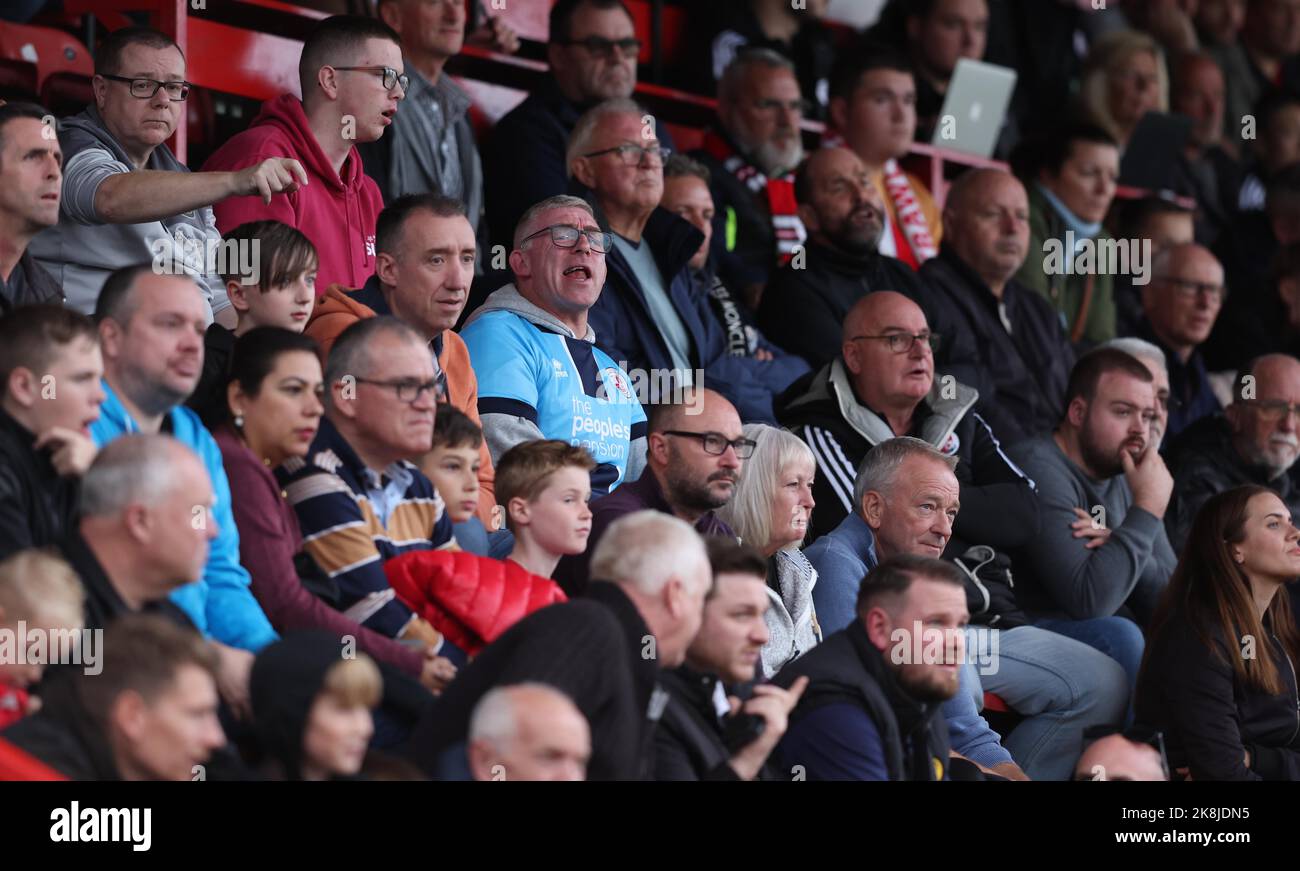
left=772, top=553, right=965, bottom=780
left=0, top=304, right=103, bottom=560
left=0, top=102, right=65, bottom=311
left=757, top=147, right=982, bottom=387
left=921, top=168, right=1075, bottom=446
left=777, top=290, right=1038, bottom=547
left=654, top=538, right=807, bottom=781
left=404, top=510, right=711, bottom=780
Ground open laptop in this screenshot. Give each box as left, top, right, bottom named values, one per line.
left=930, top=58, right=1018, bottom=158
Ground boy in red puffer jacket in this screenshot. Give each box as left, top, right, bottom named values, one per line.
left=0, top=551, right=86, bottom=730
left=387, top=440, right=596, bottom=655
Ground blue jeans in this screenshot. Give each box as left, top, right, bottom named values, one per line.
left=1033, top=616, right=1145, bottom=696
left=969, top=625, right=1129, bottom=780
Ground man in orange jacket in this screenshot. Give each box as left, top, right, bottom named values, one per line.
left=306, top=193, right=496, bottom=526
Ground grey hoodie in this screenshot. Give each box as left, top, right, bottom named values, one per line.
left=462, top=283, right=648, bottom=482
left=29, top=105, right=228, bottom=319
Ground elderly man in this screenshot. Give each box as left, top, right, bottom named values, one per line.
left=778, top=290, right=1037, bottom=544
left=30, top=27, right=302, bottom=320
left=406, top=510, right=711, bottom=780
left=1167, top=354, right=1300, bottom=551
left=467, top=683, right=591, bottom=782
left=689, top=49, right=807, bottom=300
left=1136, top=243, right=1226, bottom=441
left=280, top=316, right=455, bottom=655
left=570, top=99, right=795, bottom=423
left=460, top=195, right=647, bottom=496
left=89, top=265, right=277, bottom=653
left=554, top=387, right=743, bottom=595
left=920, top=168, right=1076, bottom=445
left=806, top=437, right=1129, bottom=780
left=0, top=102, right=63, bottom=310
left=483, top=0, right=673, bottom=250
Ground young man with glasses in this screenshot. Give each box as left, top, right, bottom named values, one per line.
left=203, top=15, right=404, bottom=292
left=29, top=26, right=304, bottom=321
left=483, top=0, right=676, bottom=251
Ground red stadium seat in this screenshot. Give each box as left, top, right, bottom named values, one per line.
left=0, top=22, right=92, bottom=91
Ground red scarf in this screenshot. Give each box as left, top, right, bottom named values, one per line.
left=703, top=131, right=806, bottom=264
left=881, top=158, right=938, bottom=270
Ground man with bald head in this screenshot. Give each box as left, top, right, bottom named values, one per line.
left=461, top=194, right=647, bottom=496
left=1137, top=243, right=1226, bottom=440
left=759, top=147, right=980, bottom=384
left=468, top=683, right=592, bottom=781
left=1167, top=353, right=1300, bottom=552
left=555, top=387, right=743, bottom=595
left=921, top=168, right=1076, bottom=445
left=778, top=290, right=1037, bottom=545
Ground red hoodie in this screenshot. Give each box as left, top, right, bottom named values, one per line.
left=202, top=94, right=383, bottom=293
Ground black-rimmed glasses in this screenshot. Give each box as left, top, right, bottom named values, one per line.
left=661, top=430, right=756, bottom=458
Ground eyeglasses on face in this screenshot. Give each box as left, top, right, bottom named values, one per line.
left=1155, top=276, right=1225, bottom=302
left=100, top=74, right=191, bottom=101
left=332, top=65, right=409, bottom=92
left=660, top=430, right=757, bottom=458
left=846, top=331, right=940, bottom=354
left=583, top=143, right=672, bottom=167
left=518, top=223, right=614, bottom=254
left=1244, top=400, right=1300, bottom=423
left=558, top=36, right=642, bottom=59
left=354, top=376, right=444, bottom=404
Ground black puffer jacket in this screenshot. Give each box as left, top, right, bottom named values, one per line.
left=0, top=407, right=80, bottom=561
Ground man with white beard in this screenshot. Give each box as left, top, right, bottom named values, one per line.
left=1166, top=353, right=1300, bottom=552
left=690, top=48, right=807, bottom=308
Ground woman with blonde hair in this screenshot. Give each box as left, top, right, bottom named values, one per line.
left=718, top=423, right=820, bottom=677
left=1079, top=29, right=1170, bottom=150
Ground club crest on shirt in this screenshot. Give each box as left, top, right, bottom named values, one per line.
left=601, top=367, right=634, bottom=400
left=939, top=431, right=961, bottom=456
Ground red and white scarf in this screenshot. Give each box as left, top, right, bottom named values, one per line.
left=880, top=158, right=938, bottom=270
left=703, top=131, right=806, bottom=264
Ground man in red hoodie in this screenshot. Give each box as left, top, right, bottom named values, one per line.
left=202, top=15, right=405, bottom=292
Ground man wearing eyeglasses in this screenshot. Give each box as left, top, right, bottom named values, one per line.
left=203, top=16, right=404, bottom=293
left=1135, top=243, right=1226, bottom=441
left=461, top=194, right=647, bottom=498
left=29, top=27, right=305, bottom=322
left=483, top=0, right=675, bottom=252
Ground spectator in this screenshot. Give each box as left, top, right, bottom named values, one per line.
left=279, top=317, right=455, bottom=653
left=482, top=0, right=674, bottom=250
left=1136, top=485, right=1300, bottom=780
left=1111, top=197, right=1195, bottom=337
left=1073, top=728, right=1170, bottom=780
left=1197, top=0, right=1248, bottom=48
left=0, top=102, right=63, bottom=310
left=1008, top=349, right=1178, bottom=689
left=1136, top=243, right=1226, bottom=440
left=921, top=168, right=1076, bottom=445
left=405, top=510, right=710, bottom=780
left=717, top=423, right=819, bottom=678
left=807, top=437, right=1128, bottom=780
left=419, top=403, right=497, bottom=553
left=1, top=614, right=225, bottom=781
left=1170, top=52, right=1241, bottom=247
left=248, top=632, right=382, bottom=781
left=0, top=551, right=84, bottom=729
left=772, top=554, right=965, bottom=781
left=1221, top=0, right=1300, bottom=155
left=202, top=15, right=403, bottom=291
left=1103, top=337, right=1173, bottom=451
left=467, top=683, right=591, bottom=781
left=690, top=49, right=808, bottom=301
left=1012, top=122, right=1122, bottom=347
left=1123, top=0, right=1200, bottom=56
left=660, top=153, right=810, bottom=397
left=89, top=266, right=278, bottom=653
left=215, top=328, right=451, bottom=690
left=306, top=194, right=496, bottom=525
left=1166, top=354, right=1300, bottom=552
left=30, top=27, right=303, bottom=320
left=828, top=50, right=942, bottom=269
left=903, top=0, right=991, bottom=143
left=778, top=291, right=1038, bottom=544
left=757, top=147, right=979, bottom=379
left=655, top=537, right=808, bottom=781
left=1078, top=30, right=1168, bottom=152
left=554, top=387, right=743, bottom=596
left=186, top=220, right=318, bottom=427
left=460, top=195, right=647, bottom=496
left=385, top=439, right=584, bottom=656
left=0, top=305, right=103, bottom=558
left=1232, top=91, right=1300, bottom=215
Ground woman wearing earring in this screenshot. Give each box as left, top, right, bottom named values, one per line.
left=214, top=327, right=455, bottom=694
left=1135, top=485, right=1300, bottom=780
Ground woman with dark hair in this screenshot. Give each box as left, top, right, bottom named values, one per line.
left=1136, top=485, right=1300, bottom=781
left=214, top=327, right=454, bottom=695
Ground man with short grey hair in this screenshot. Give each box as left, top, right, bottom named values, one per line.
left=406, top=509, right=710, bottom=780
left=467, top=683, right=592, bottom=781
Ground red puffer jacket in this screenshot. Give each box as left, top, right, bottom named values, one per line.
left=385, top=550, right=568, bottom=656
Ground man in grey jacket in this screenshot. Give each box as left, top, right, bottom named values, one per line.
left=1009, top=347, right=1177, bottom=691
left=29, top=26, right=304, bottom=321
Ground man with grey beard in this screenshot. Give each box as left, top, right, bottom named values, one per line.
left=1166, top=353, right=1300, bottom=552
left=690, top=48, right=808, bottom=307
